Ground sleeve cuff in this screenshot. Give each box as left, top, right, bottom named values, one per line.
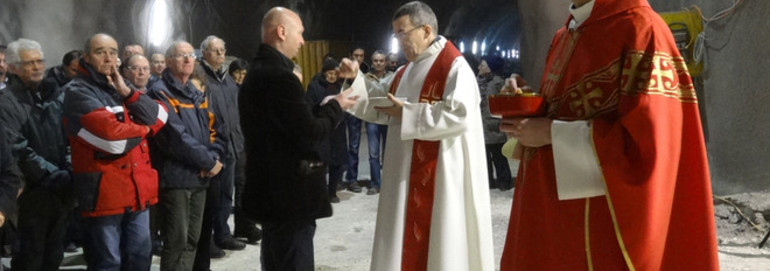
left=551, top=120, right=605, bottom=200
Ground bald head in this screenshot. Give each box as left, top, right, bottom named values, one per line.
left=261, top=7, right=305, bottom=59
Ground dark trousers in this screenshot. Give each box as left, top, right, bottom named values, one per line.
left=81, top=209, right=152, bottom=271
left=345, top=114, right=361, bottom=183
left=486, top=142, right=513, bottom=189
left=327, top=165, right=344, bottom=196
left=261, top=219, right=316, bottom=271
left=160, top=187, right=207, bottom=271
left=213, top=157, right=235, bottom=242
left=193, top=180, right=219, bottom=271
left=11, top=189, right=69, bottom=271
left=233, top=153, right=258, bottom=232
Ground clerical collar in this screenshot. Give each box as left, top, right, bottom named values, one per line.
left=568, top=0, right=595, bottom=30
left=413, top=36, right=446, bottom=63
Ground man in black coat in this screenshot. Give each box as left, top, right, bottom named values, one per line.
left=239, top=6, right=358, bottom=271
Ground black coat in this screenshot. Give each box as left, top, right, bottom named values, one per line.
left=305, top=75, right=348, bottom=167
left=201, top=62, right=244, bottom=161
left=239, top=44, right=344, bottom=223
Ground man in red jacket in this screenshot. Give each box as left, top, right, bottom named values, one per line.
left=62, top=33, right=168, bottom=270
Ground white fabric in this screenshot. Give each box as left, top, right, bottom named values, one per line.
left=347, top=37, right=494, bottom=271
left=551, top=120, right=605, bottom=200
left=156, top=103, right=168, bottom=124
left=76, top=128, right=127, bottom=154
left=568, top=0, right=595, bottom=30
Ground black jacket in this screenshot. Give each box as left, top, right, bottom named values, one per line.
left=0, top=133, right=22, bottom=226
left=201, top=62, right=244, bottom=161
left=305, top=75, right=348, bottom=167
left=148, top=69, right=226, bottom=189
left=0, top=74, right=71, bottom=193
left=239, top=44, right=344, bottom=222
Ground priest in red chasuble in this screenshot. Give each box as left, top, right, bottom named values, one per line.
left=499, top=0, right=719, bottom=270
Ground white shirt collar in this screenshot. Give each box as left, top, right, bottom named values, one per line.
left=413, top=36, right=447, bottom=63
left=568, top=0, right=595, bottom=30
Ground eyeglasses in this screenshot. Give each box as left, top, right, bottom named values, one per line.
left=173, top=53, right=197, bottom=60
left=206, top=48, right=226, bottom=54
left=19, top=59, right=45, bottom=68
left=393, top=25, right=425, bottom=40
left=128, top=66, right=150, bottom=72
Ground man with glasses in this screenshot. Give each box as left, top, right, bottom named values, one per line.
left=62, top=33, right=168, bottom=270
left=193, top=35, right=248, bottom=269
left=0, top=38, right=73, bottom=271
left=341, top=1, right=494, bottom=270
left=147, top=40, right=226, bottom=270
left=121, top=54, right=151, bottom=92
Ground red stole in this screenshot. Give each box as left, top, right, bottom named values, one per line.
left=389, top=41, right=462, bottom=271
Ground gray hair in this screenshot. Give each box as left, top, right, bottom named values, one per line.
left=371, top=50, right=387, bottom=59
left=6, top=38, right=44, bottom=68
left=200, top=35, right=225, bottom=51
left=392, top=1, right=439, bottom=35
left=166, top=41, right=190, bottom=58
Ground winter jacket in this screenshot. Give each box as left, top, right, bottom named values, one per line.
left=63, top=59, right=168, bottom=217
left=478, top=73, right=507, bottom=144
left=201, top=61, right=244, bottom=161
left=0, top=74, right=70, bottom=193
left=240, top=44, right=344, bottom=223
left=305, top=75, right=348, bottom=166
left=147, top=68, right=226, bottom=189
left=0, top=119, right=23, bottom=225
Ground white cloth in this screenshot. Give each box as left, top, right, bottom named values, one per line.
left=347, top=37, right=494, bottom=271
left=550, top=120, right=604, bottom=200
left=568, top=0, right=595, bottom=30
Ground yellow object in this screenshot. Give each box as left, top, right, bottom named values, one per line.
left=659, top=7, right=703, bottom=76
left=501, top=138, right=518, bottom=159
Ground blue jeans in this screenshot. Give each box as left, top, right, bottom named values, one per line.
left=345, top=114, right=361, bottom=183
left=366, top=122, right=387, bottom=188
left=81, top=209, right=152, bottom=271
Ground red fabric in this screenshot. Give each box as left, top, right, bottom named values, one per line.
left=501, top=1, right=718, bottom=270
left=394, top=41, right=462, bottom=271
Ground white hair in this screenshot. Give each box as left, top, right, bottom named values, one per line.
left=200, top=35, right=225, bottom=51
left=6, top=38, right=44, bottom=68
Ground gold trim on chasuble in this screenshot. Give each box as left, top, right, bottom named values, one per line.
left=620, top=51, right=697, bottom=103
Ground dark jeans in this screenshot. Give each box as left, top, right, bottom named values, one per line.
left=233, top=153, right=258, bottom=232
left=486, top=143, right=513, bottom=189
left=261, top=219, right=316, bottom=271
left=193, top=176, right=220, bottom=271
left=365, top=122, right=387, bottom=188
left=327, top=165, right=344, bottom=196
left=213, top=157, right=235, bottom=242
left=81, top=209, right=152, bottom=271
left=160, top=187, right=207, bottom=271
left=345, top=114, right=361, bottom=183
left=11, top=189, right=69, bottom=271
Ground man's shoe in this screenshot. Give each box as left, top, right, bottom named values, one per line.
left=330, top=195, right=340, bottom=203
left=210, top=243, right=226, bottom=259
left=234, top=227, right=262, bottom=245
left=216, top=236, right=246, bottom=251
left=346, top=182, right=362, bottom=193
left=336, top=181, right=346, bottom=191
left=366, top=187, right=379, bottom=195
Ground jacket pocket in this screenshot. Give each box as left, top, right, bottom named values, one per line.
left=73, top=172, right=102, bottom=212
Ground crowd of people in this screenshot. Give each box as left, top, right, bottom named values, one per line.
left=0, top=0, right=721, bottom=270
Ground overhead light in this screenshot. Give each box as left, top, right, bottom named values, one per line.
left=390, top=37, right=399, bottom=54
left=459, top=41, right=465, bottom=53
left=472, top=40, right=478, bottom=55
left=149, top=0, right=170, bottom=47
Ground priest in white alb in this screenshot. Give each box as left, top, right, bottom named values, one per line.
left=337, top=1, right=494, bottom=270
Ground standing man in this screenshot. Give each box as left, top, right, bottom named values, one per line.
left=341, top=47, right=369, bottom=193
left=239, top=7, right=357, bottom=270
left=0, top=38, right=72, bottom=271
left=122, top=43, right=145, bottom=61
left=45, top=50, right=82, bottom=88
left=342, top=2, right=494, bottom=270
left=148, top=40, right=225, bottom=271
left=62, top=33, right=168, bottom=270
left=149, top=53, right=166, bottom=86
left=362, top=50, right=393, bottom=195
left=386, top=52, right=400, bottom=72
left=121, top=54, right=151, bottom=91
left=193, top=34, right=246, bottom=270
left=498, top=0, right=719, bottom=270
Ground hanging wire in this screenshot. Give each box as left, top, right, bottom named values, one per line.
left=692, top=0, right=743, bottom=67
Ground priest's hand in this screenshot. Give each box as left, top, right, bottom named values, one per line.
left=374, top=93, right=404, bottom=119
left=334, top=87, right=359, bottom=110
left=500, top=117, right=552, bottom=147
left=337, top=58, right=359, bottom=79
